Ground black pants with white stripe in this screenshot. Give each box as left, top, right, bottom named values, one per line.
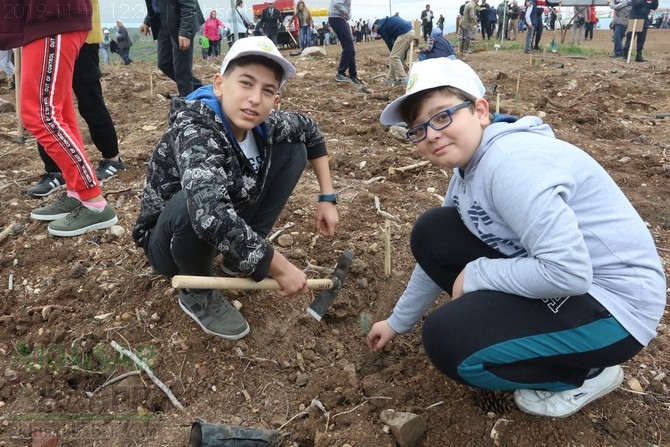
left=413, top=207, right=642, bottom=391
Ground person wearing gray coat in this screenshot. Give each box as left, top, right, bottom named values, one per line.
left=610, top=0, right=631, bottom=57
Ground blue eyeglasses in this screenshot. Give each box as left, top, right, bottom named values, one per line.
left=405, top=101, right=472, bottom=143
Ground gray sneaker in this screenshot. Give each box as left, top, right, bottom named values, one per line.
left=335, top=73, right=353, bottom=83
left=179, top=289, right=250, bottom=340
left=30, top=193, right=80, bottom=221
left=95, top=158, right=126, bottom=181
left=26, top=172, right=65, bottom=197
left=47, top=203, right=118, bottom=237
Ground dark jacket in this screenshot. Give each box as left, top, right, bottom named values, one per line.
left=259, top=6, right=282, bottom=33
left=133, top=86, right=327, bottom=280
left=0, top=0, right=92, bottom=50
left=376, top=16, right=413, bottom=51
left=629, top=0, right=659, bottom=27
left=143, top=0, right=205, bottom=42
left=116, top=25, right=133, bottom=49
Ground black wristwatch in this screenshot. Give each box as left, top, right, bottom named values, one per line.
left=318, top=193, right=337, bottom=205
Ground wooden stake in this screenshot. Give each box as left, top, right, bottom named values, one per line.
left=496, top=93, right=500, bottom=114
left=384, top=220, right=391, bottom=276
left=13, top=48, right=24, bottom=143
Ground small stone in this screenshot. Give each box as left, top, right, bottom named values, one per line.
left=109, top=225, right=125, bottom=238
left=233, top=300, right=243, bottom=310
left=276, top=234, right=294, bottom=247
left=379, top=410, right=426, bottom=447
left=150, top=312, right=161, bottom=322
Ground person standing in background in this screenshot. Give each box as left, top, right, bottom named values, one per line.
left=203, top=10, right=225, bottom=58
left=609, top=0, right=631, bottom=57
left=116, top=20, right=133, bottom=65
left=585, top=5, right=597, bottom=39
left=141, top=0, right=205, bottom=97
left=259, top=0, right=282, bottom=44
left=420, top=4, right=434, bottom=42
left=230, top=0, right=253, bottom=42
left=437, top=14, right=445, bottom=31
left=622, top=0, right=658, bottom=61
left=294, top=1, right=314, bottom=50
left=0, top=50, right=15, bottom=89
left=479, top=1, right=492, bottom=40
left=328, top=0, right=363, bottom=85
left=460, top=0, right=479, bottom=54
left=100, top=29, right=111, bottom=64
left=27, top=0, right=125, bottom=198
left=0, top=0, right=119, bottom=236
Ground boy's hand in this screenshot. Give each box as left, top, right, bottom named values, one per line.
left=367, top=320, right=397, bottom=352
left=269, top=252, right=308, bottom=296
left=140, top=24, right=151, bottom=35
left=315, top=202, right=339, bottom=237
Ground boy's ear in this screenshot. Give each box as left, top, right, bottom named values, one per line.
left=274, top=93, right=280, bottom=105
left=474, top=98, right=490, bottom=125
left=212, top=73, right=224, bottom=96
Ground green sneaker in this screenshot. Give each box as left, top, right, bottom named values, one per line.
left=47, top=203, right=118, bottom=237
left=179, top=289, right=250, bottom=340
left=30, top=194, right=80, bottom=221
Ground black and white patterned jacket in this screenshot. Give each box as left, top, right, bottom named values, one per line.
left=132, top=94, right=327, bottom=280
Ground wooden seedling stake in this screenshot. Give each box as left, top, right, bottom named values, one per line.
left=384, top=220, right=391, bottom=276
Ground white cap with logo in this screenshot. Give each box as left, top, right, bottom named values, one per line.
left=380, top=58, right=486, bottom=125
left=220, top=36, right=296, bottom=86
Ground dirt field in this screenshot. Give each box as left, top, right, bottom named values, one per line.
left=1, top=29, right=669, bottom=447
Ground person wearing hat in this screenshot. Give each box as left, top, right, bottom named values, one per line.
left=133, top=36, right=339, bottom=340
left=366, top=57, right=666, bottom=418
left=259, top=0, right=282, bottom=44
left=100, top=29, right=111, bottom=64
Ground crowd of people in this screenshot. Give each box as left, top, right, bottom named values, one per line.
left=0, top=0, right=666, bottom=424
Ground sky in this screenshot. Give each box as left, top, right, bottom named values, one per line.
left=99, top=0, right=462, bottom=29
left=100, top=0, right=670, bottom=31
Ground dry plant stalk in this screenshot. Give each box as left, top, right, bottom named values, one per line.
left=110, top=340, right=184, bottom=410
left=384, top=220, right=391, bottom=276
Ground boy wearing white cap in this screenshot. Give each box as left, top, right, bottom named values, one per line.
left=366, top=58, right=666, bottom=417
left=133, top=37, right=339, bottom=340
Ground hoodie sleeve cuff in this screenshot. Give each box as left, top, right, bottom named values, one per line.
left=250, top=245, right=274, bottom=282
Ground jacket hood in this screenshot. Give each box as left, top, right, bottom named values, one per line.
left=186, top=84, right=269, bottom=140
left=465, top=114, right=555, bottom=175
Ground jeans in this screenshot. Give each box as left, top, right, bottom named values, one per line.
left=118, top=47, right=132, bottom=65
left=299, top=25, right=312, bottom=50
left=329, top=16, right=356, bottom=77
left=525, top=26, right=535, bottom=50
left=613, top=24, right=626, bottom=55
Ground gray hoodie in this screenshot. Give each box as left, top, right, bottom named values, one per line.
left=387, top=116, right=666, bottom=346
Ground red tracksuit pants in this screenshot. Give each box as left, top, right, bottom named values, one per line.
left=20, top=31, right=101, bottom=200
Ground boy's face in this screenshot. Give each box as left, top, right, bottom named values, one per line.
left=213, top=63, right=281, bottom=141
left=411, top=92, right=489, bottom=169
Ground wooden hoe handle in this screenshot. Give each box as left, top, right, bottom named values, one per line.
left=171, top=275, right=335, bottom=290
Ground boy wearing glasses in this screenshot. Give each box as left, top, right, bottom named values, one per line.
left=366, top=58, right=666, bottom=418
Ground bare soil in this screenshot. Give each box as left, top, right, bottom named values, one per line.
left=1, top=29, right=670, bottom=447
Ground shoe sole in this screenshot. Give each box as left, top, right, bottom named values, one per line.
left=514, top=366, right=624, bottom=418
left=47, top=215, right=119, bottom=237
left=31, top=210, right=71, bottom=221
left=27, top=184, right=64, bottom=198
left=179, top=298, right=250, bottom=340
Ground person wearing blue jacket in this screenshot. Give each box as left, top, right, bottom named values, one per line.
left=133, top=37, right=339, bottom=340
left=417, top=28, right=457, bottom=61
left=372, top=15, right=416, bottom=85
left=368, top=58, right=666, bottom=418
left=622, top=0, right=659, bottom=61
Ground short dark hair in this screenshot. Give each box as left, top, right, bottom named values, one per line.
left=400, top=86, right=476, bottom=125
left=224, top=55, right=284, bottom=85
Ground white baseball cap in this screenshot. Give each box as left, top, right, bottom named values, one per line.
left=220, top=36, right=296, bottom=86
left=104, top=29, right=109, bottom=34
left=380, top=58, right=486, bottom=125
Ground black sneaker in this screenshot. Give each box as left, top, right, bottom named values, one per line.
left=95, top=158, right=126, bottom=181
left=179, top=289, right=250, bottom=340
left=335, top=73, right=353, bottom=83
left=26, top=172, right=65, bottom=198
